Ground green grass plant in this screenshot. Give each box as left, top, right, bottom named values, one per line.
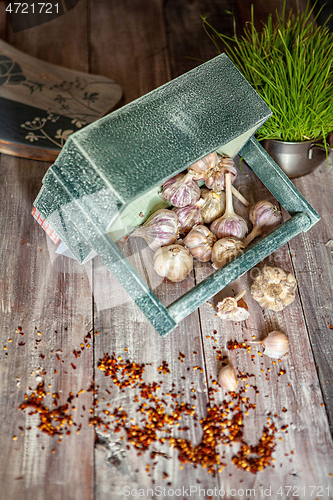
left=203, top=2, right=333, bottom=143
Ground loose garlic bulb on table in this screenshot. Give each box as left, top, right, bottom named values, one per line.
left=210, top=173, right=248, bottom=239
left=153, top=244, right=193, bottom=282
left=131, top=209, right=180, bottom=251
left=209, top=289, right=250, bottom=321
left=218, top=363, right=238, bottom=391
left=183, top=225, right=216, bottom=262
left=211, top=237, right=245, bottom=269
left=243, top=201, right=282, bottom=246
left=250, top=266, right=297, bottom=311
left=200, top=188, right=226, bottom=224
left=250, top=331, right=289, bottom=359
left=162, top=172, right=200, bottom=207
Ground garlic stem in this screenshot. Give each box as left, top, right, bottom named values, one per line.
left=231, top=186, right=249, bottom=207
left=224, top=173, right=234, bottom=216
left=235, top=289, right=246, bottom=302
left=243, top=225, right=262, bottom=246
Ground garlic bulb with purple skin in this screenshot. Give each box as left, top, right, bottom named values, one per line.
left=131, top=209, right=180, bottom=251
left=153, top=244, right=193, bottom=282
left=210, top=173, right=248, bottom=239
left=218, top=363, right=238, bottom=391
left=250, top=331, right=289, bottom=359
left=162, top=173, right=200, bottom=207
left=183, top=225, right=217, bottom=262
left=200, top=188, right=226, bottom=224
left=173, top=205, right=203, bottom=234
left=243, top=201, right=282, bottom=245
left=187, top=151, right=218, bottom=181
left=211, top=237, right=245, bottom=269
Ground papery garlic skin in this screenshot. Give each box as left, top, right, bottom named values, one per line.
left=187, top=152, right=218, bottom=181
left=131, top=209, right=180, bottom=251
left=200, top=189, right=226, bottom=224
left=210, top=214, right=248, bottom=239
left=250, top=266, right=297, bottom=311
left=218, top=364, right=238, bottom=391
left=153, top=244, right=193, bottom=282
left=183, top=225, right=217, bottom=262
left=204, top=156, right=237, bottom=191
left=244, top=201, right=282, bottom=245
left=216, top=296, right=250, bottom=322
left=211, top=237, right=245, bottom=269
left=261, top=331, right=289, bottom=358
left=163, top=173, right=200, bottom=207
left=173, top=205, right=203, bottom=234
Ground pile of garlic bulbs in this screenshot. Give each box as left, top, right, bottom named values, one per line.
left=131, top=152, right=282, bottom=283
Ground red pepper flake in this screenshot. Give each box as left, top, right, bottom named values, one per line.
left=73, top=350, right=81, bottom=358
left=328, top=324, right=333, bottom=329
left=227, top=340, right=250, bottom=351
left=18, top=342, right=25, bottom=346
left=157, top=361, right=170, bottom=375
left=178, top=352, right=185, bottom=362
left=71, top=363, right=76, bottom=370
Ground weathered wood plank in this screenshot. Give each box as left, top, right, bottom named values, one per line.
left=287, top=162, right=333, bottom=433
left=196, top=160, right=333, bottom=493
left=1, top=3, right=95, bottom=499
left=0, top=154, right=94, bottom=500
left=89, top=0, right=219, bottom=496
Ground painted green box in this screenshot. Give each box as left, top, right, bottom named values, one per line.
left=34, top=54, right=319, bottom=336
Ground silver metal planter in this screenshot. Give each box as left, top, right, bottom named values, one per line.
left=261, top=138, right=333, bottom=178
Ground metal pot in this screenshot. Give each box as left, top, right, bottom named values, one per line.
left=261, top=138, right=333, bottom=178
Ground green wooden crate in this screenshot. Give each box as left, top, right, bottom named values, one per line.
left=34, top=54, right=320, bottom=336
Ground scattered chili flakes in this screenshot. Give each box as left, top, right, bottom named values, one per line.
left=97, top=353, right=145, bottom=389
left=178, top=352, right=185, bottom=363
left=227, top=340, right=251, bottom=351
left=157, top=361, right=170, bottom=375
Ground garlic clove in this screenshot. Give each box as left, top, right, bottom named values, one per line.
left=163, top=172, right=200, bottom=207
left=250, top=266, right=297, bottom=311
left=251, top=331, right=289, bottom=359
left=211, top=237, right=245, bottom=269
left=218, top=363, right=238, bottom=391
left=131, top=209, right=180, bottom=251
left=153, top=244, right=193, bottom=282
left=215, top=290, right=250, bottom=321
left=173, top=205, right=203, bottom=234
left=183, top=225, right=217, bottom=262
left=200, top=189, right=226, bottom=224
left=187, top=151, right=219, bottom=180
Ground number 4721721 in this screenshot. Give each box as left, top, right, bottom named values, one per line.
left=277, top=486, right=330, bottom=496
left=6, top=3, right=59, bottom=14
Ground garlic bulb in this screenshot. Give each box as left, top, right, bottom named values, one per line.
left=250, top=331, right=289, bottom=359
left=205, top=155, right=237, bottom=192
left=251, top=266, right=297, bottom=311
left=243, top=201, right=282, bottom=245
left=200, top=188, right=226, bottom=224
left=183, top=225, right=217, bottom=262
left=153, top=244, right=193, bottom=282
left=215, top=290, right=250, bottom=321
left=211, top=237, right=245, bottom=269
left=173, top=205, right=203, bottom=234
left=218, top=363, right=238, bottom=391
left=187, top=151, right=218, bottom=181
left=131, top=209, right=180, bottom=251
left=210, top=173, right=248, bottom=239
left=162, top=173, right=200, bottom=207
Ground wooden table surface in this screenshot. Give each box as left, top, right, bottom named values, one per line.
left=1, top=1, right=333, bottom=499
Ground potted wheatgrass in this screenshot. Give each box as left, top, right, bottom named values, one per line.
left=203, top=2, right=333, bottom=177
